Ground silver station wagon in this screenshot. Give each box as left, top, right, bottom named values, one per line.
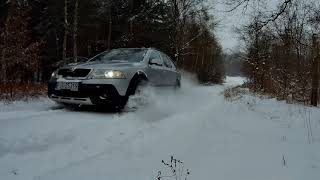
left=48, top=48, right=181, bottom=109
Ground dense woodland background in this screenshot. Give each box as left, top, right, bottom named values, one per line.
left=0, top=0, right=320, bottom=106
left=0, top=0, right=224, bottom=90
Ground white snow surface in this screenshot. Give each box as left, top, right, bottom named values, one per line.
left=0, top=76, right=320, bottom=180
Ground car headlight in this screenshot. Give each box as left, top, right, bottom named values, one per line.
left=90, top=70, right=126, bottom=79
left=50, top=70, right=59, bottom=80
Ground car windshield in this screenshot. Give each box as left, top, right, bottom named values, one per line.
left=89, top=49, right=147, bottom=63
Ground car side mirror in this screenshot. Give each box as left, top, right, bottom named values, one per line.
left=149, top=59, right=163, bottom=66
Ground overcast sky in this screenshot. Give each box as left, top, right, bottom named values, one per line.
left=212, top=0, right=279, bottom=52
left=213, top=0, right=248, bottom=52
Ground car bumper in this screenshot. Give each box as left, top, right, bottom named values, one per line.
left=48, top=81, right=126, bottom=105
left=49, top=95, right=93, bottom=105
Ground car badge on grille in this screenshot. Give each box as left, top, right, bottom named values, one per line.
left=71, top=67, right=77, bottom=72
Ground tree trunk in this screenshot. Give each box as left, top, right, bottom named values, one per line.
left=1, top=49, right=6, bottom=83
left=311, top=34, right=319, bottom=106
left=73, top=0, right=78, bottom=62
left=201, top=47, right=205, bottom=67
left=107, top=8, right=112, bottom=50
left=63, top=0, right=68, bottom=63
left=194, top=47, right=199, bottom=72
left=1, top=28, right=6, bottom=83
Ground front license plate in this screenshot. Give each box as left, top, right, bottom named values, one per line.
left=55, top=82, right=79, bottom=91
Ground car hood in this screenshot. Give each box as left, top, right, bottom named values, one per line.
left=62, top=61, right=142, bottom=70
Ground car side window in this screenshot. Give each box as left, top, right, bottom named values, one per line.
left=169, top=56, right=177, bottom=70
left=149, top=51, right=163, bottom=64
left=164, top=54, right=177, bottom=70
left=161, top=53, right=173, bottom=68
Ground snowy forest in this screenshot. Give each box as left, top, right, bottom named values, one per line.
left=1, top=0, right=320, bottom=106
left=1, top=1, right=320, bottom=179
left=225, top=0, right=320, bottom=106
left=0, top=0, right=224, bottom=100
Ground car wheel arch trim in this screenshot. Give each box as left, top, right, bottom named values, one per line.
left=126, top=71, right=149, bottom=96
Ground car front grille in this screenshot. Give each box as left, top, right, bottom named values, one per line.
left=58, top=68, right=91, bottom=78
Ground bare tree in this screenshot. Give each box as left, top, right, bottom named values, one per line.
left=63, top=0, right=69, bottom=63
left=238, top=0, right=320, bottom=104
left=1, top=32, right=6, bottom=83
left=311, top=34, right=319, bottom=106
left=107, top=3, right=112, bottom=50
left=73, top=0, right=79, bottom=62
left=168, top=0, right=203, bottom=62
left=226, top=0, right=294, bottom=30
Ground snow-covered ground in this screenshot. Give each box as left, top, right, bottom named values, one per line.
left=0, top=76, right=319, bottom=180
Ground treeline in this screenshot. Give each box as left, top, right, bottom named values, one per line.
left=0, top=0, right=224, bottom=91
left=234, top=0, right=320, bottom=105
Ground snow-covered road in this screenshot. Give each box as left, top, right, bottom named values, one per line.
left=0, top=76, right=319, bottom=180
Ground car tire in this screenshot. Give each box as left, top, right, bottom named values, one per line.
left=127, top=77, right=148, bottom=96
left=116, top=96, right=129, bottom=110
left=134, top=79, right=148, bottom=95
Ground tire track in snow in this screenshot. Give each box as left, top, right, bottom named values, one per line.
left=33, top=119, right=155, bottom=180
left=34, top=91, right=226, bottom=180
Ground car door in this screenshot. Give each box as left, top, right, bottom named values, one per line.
left=146, top=50, right=166, bottom=86
left=161, top=53, right=179, bottom=86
